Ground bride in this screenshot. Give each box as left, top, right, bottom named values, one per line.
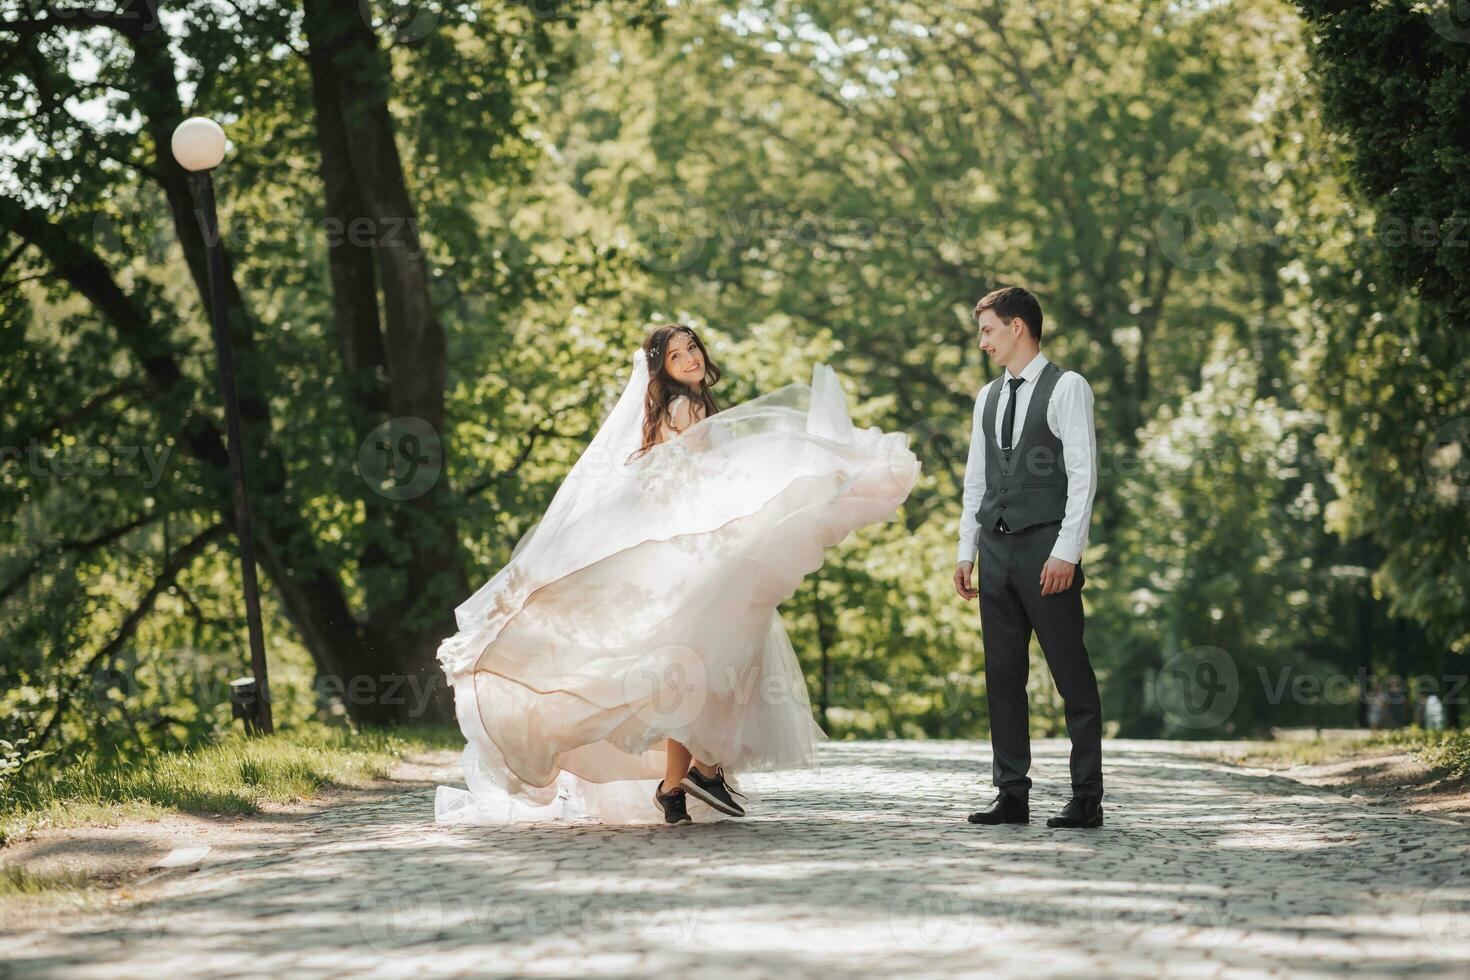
left=434, top=323, right=920, bottom=825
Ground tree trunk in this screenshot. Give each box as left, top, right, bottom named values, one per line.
left=303, top=25, right=413, bottom=658
left=303, top=0, right=468, bottom=722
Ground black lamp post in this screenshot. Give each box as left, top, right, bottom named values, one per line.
left=171, top=117, right=274, bottom=736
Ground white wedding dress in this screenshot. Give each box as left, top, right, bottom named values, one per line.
left=434, top=349, right=920, bottom=824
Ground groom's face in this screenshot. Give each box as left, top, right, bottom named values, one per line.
left=976, top=309, right=1023, bottom=367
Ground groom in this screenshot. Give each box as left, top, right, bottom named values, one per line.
left=953, top=286, right=1105, bottom=829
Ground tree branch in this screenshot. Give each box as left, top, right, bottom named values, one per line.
left=462, top=403, right=585, bottom=500
left=5, top=381, right=143, bottom=448
left=0, top=512, right=158, bottom=607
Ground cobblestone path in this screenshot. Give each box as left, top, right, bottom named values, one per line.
left=2, top=739, right=1467, bottom=977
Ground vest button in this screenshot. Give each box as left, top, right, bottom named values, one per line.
left=1000, top=503, right=1007, bottom=510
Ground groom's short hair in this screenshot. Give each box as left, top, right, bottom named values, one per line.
left=974, top=286, right=1043, bottom=344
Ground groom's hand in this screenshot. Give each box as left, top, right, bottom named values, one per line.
left=954, top=561, right=978, bottom=601
left=1039, top=557, right=1076, bottom=596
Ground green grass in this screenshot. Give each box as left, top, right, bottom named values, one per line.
left=1414, top=729, right=1470, bottom=781
left=1206, top=727, right=1470, bottom=780
left=0, top=863, right=95, bottom=899
left=0, top=723, right=462, bottom=847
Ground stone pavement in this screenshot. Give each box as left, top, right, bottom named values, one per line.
left=2, top=739, right=1467, bottom=978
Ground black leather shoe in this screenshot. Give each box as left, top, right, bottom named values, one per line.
left=1046, top=794, right=1103, bottom=828
left=654, top=782, right=692, bottom=824
left=681, top=764, right=746, bottom=817
left=967, top=791, right=1030, bottom=825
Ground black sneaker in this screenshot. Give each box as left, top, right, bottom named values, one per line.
left=680, top=764, right=747, bottom=817
left=654, top=782, right=692, bottom=824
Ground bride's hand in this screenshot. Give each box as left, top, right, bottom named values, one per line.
left=954, top=561, right=977, bottom=601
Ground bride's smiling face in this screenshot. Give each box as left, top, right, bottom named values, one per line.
left=663, top=331, right=705, bottom=387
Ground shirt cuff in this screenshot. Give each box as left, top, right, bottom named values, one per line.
left=1048, top=537, right=1083, bottom=564
left=956, top=539, right=975, bottom=565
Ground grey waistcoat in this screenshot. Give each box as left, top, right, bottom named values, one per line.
left=976, top=361, right=1068, bottom=534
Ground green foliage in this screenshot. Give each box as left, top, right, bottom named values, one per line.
left=1, top=0, right=1462, bottom=785
left=1293, top=0, right=1470, bottom=319
left=0, top=737, right=53, bottom=797
left=1096, top=333, right=1345, bottom=737
left=1290, top=0, right=1470, bottom=663
left=0, top=0, right=618, bottom=763
left=1416, top=728, right=1470, bottom=781
left=546, top=0, right=1449, bottom=736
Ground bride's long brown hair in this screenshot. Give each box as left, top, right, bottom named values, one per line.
left=626, top=323, right=722, bottom=463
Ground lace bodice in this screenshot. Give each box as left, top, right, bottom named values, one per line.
left=656, top=394, right=705, bottom=444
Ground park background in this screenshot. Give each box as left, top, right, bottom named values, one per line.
left=2, top=0, right=1468, bottom=822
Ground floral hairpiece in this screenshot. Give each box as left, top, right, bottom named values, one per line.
left=646, top=327, right=694, bottom=368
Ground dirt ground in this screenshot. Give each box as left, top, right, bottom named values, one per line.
left=1235, top=749, right=1470, bottom=822
left=0, top=748, right=454, bottom=922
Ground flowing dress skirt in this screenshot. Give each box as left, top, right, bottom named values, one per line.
left=434, top=364, right=920, bottom=823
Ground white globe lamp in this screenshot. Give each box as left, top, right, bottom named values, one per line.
left=170, top=117, right=227, bottom=172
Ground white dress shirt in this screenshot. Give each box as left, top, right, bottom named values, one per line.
left=955, top=350, right=1098, bottom=565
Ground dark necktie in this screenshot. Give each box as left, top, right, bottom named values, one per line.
left=1001, top=376, right=1025, bottom=451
